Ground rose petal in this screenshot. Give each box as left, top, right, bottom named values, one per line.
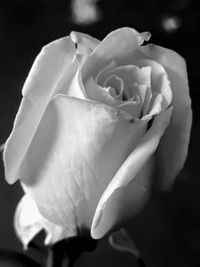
left=3, top=37, right=79, bottom=184
left=20, top=96, right=148, bottom=233
left=67, top=67, right=86, bottom=98
left=82, top=28, right=151, bottom=82
left=85, top=77, right=122, bottom=106
left=95, top=61, right=117, bottom=85
left=136, top=59, right=172, bottom=110
left=116, top=100, right=142, bottom=118
left=101, top=65, right=151, bottom=88
left=91, top=107, right=173, bottom=239
left=137, top=84, right=150, bottom=107
left=101, top=65, right=152, bottom=101
left=104, top=75, right=124, bottom=98
left=70, top=31, right=100, bottom=63
left=85, top=78, right=143, bottom=118
left=142, top=86, right=152, bottom=116
left=15, top=194, right=71, bottom=249
left=142, top=93, right=163, bottom=120
left=140, top=44, right=192, bottom=188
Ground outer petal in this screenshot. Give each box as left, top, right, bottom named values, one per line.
left=15, top=195, right=71, bottom=249
left=21, top=96, right=148, bottom=234
left=91, top=107, right=173, bottom=239
left=3, top=37, right=79, bottom=184
left=140, top=44, right=192, bottom=188
left=82, top=28, right=151, bottom=82
left=70, top=31, right=100, bottom=63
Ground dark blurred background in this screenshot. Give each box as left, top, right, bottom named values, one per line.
left=0, top=0, right=200, bottom=266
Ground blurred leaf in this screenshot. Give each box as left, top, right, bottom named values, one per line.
left=109, top=228, right=140, bottom=258
left=0, top=250, right=42, bottom=267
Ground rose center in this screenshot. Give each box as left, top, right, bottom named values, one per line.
left=97, top=65, right=152, bottom=104
left=104, top=74, right=139, bottom=101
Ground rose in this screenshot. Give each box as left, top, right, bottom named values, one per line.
left=3, top=28, right=192, bottom=247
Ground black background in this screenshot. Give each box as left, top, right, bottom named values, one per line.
left=0, top=0, right=200, bottom=266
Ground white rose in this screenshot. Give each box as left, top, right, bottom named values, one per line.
left=3, top=28, right=192, bottom=247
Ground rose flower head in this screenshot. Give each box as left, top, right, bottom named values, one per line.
left=3, top=28, right=192, bottom=247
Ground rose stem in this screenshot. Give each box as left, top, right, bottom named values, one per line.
left=46, top=236, right=97, bottom=267
left=137, top=257, right=146, bottom=267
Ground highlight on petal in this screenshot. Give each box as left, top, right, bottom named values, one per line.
left=109, top=228, right=140, bottom=258
left=3, top=37, right=78, bottom=184
left=20, top=95, right=148, bottom=234
left=22, top=37, right=77, bottom=100
left=82, top=28, right=151, bottom=82
left=142, top=86, right=152, bottom=116
left=15, top=195, right=72, bottom=249
left=140, top=44, right=192, bottom=188
left=142, top=93, right=163, bottom=120
left=91, top=107, right=173, bottom=239
left=67, top=68, right=86, bottom=99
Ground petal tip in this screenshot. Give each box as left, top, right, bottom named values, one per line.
left=141, top=31, right=151, bottom=42
left=91, top=211, right=102, bottom=230
left=91, top=208, right=105, bottom=239
left=70, top=31, right=78, bottom=43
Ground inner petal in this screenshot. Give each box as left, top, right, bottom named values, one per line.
left=86, top=63, right=154, bottom=119
left=142, top=92, right=163, bottom=120
left=102, top=65, right=151, bottom=100
left=103, top=65, right=151, bottom=86
left=85, top=77, right=123, bottom=107
left=85, top=77, right=142, bottom=119
left=104, top=75, right=124, bottom=99
left=135, top=59, right=172, bottom=109
left=95, top=61, right=117, bottom=85
left=142, top=86, right=152, bottom=116
left=116, top=97, right=142, bottom=118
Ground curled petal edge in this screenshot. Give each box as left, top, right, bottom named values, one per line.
left=82, top=27, right=151, bottom=81
left=140, top=44, right=192, bottom=189
left=91, top=107, right=173, bottom=239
